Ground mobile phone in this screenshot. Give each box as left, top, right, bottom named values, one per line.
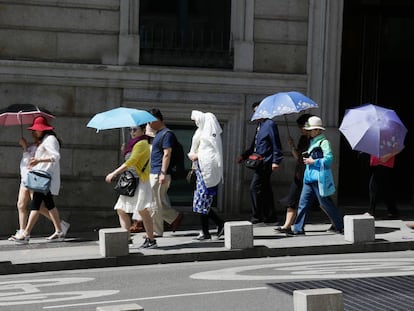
left=302, top=151, right=310, bottom=158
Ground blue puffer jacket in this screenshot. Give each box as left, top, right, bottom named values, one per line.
left=303, top=134, right=333, bottom=184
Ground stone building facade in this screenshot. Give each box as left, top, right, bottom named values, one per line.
left=0, top=0, right=344, bottom=235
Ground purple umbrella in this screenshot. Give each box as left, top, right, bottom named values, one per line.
left=339, top=104, right=407, bottom=157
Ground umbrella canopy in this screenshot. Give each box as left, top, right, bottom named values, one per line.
left=339, top=104, right=407, bottom=157
left=251, top=91, right=318, bottom=121
left=86, top=107, right=157, bottom=132
left=0, top=104, right=55, bottom=126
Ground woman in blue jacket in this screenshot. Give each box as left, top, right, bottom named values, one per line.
left=290, top=116, right=344, bottom=235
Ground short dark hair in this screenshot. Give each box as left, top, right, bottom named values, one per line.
left=149, top=108, right=163, bottom=121
left=252, top=101, right=260, bottom=110
left=296, top=113, right=314, bottom=127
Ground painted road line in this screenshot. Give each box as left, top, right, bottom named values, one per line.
left=43, top=287, right=268, bottom=309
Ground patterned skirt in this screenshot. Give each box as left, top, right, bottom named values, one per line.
left=192, top=168, right=218, bottom=214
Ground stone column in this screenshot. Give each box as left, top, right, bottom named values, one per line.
left=307, top=0, right=344, bottom=200
left=231, top=0, right=254, bottom=72
left=118, top=0, right=140, bottom=65
left=307, top=0, right=344, bottom=126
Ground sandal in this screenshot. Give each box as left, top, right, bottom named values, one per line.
left=46, top=231, right=65, bottom=242
left=10, top=232, right=30, bottom=244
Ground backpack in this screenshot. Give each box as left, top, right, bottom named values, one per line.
left=159, top=130, right=186, bottom=179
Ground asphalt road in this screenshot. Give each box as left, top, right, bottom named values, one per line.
left=1, top=251, right=414, bottom=311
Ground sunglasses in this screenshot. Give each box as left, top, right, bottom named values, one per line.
left=130, top=128, right=139, bottom=132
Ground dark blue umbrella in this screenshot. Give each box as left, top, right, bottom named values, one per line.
left=339, top=104, right=407, bottom=157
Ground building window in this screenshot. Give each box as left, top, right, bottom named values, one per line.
left=139, top=0, right=233, bottom=69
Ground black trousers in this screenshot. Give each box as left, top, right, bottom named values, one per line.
left=249, top=163, right=277, bottom=222
left=30, top=191, right=55, bottom=211
left=369, top=165, right=398, bottom=216
left=200, top=209, right=224, bottom=237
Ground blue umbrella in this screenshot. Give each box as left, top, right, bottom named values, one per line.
left=87, top=107, right=157, bottom=132
left=339, top=104, right=407, bottom=157
left=251, top=91, right=318, bottom=121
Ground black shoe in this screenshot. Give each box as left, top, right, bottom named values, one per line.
left=326, top=225, right=336, bottom=233
left=286, top=230, right=305, bottom=236
left=274, top=226, right=290, bottom=233
left=139, top=238, right=157, bottom=249
left=326, top=225, right=343, bottom=234
left=217, top=224, right=224, bottom=239
left=145, top=239, right=157, bottom=249
left=386, top=213, right=399, bottom=220
left=193, top=234, right=211, bottom=241
left=250, top=218, right=263, bottom=224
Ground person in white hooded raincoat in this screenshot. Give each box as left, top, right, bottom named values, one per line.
left=188, top=110, right=225, bottom=240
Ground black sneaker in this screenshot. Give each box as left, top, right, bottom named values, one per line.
left=139, top=238, right=150, bottom=249
left=140, top=238, right=157, bottom=249
left=145, top=239, right=157, bottom=249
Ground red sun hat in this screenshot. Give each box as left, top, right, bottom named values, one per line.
left=27, top=116, right=54, bottom=131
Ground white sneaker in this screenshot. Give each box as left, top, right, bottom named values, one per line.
left=46, top=231, right=65, bottom=242
left=60, top=220, right=70, bottom=237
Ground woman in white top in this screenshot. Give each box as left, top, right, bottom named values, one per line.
left=188, top=110, right=225, bottom=240
left=12, top=116, right=65, bottom=244
left=9, top=132, right=70, bottom=241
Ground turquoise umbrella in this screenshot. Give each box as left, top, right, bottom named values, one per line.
left=87, top=107, right=157, bottom=132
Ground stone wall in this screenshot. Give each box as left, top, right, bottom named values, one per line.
left=0, top=0, right=344, bottom=236
left=254, top=0, right=309, bottom=73
left=0, top=0, right=120, bottom=64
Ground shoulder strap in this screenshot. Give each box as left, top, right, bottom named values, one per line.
left=141, top=159, right=149, bottom=172
left=158, top=129, right=173, bottom=150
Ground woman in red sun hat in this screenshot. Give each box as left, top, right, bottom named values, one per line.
left=11, top=116, right=65, bottom=244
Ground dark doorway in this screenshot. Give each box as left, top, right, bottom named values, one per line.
left=339, top=0, right=414, bottom=205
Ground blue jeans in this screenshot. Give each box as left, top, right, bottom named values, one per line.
left=292, top=182, right=343, bottom=233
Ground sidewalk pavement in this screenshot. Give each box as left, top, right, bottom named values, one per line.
left=0, top=218, right=413, bottom=275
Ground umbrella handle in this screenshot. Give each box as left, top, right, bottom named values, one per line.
left=19, top=112, right=23, bottom=137
left=284, top=115, right=290, bottom=137
left=121, top=128, right=126, bottom=145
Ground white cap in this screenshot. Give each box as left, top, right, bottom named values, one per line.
left=303, top=116, right=325, bottom=130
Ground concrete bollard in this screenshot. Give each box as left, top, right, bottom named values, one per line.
left=344, top=214, right=375, bottom=243
left=96, top=303, right=143, bottom=311
left=293, top=288, right=344, bottom=311
left=224, top=221, right=253, bottom=249
left=99, top=228, right=129, bottom=257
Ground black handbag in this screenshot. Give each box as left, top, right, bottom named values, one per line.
left=114, top=170, right=138, bottom=197
left=114, top=159, right=149, bottom=197
left=245, top=153, right=264, bottom=169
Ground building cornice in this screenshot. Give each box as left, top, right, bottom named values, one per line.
left=0, top=60, right=307, bottom=95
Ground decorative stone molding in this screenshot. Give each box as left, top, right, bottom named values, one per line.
left=0, top=60, right=307, bottom=94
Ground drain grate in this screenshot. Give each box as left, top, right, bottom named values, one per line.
left=270, top=275, right=414, bottom=311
